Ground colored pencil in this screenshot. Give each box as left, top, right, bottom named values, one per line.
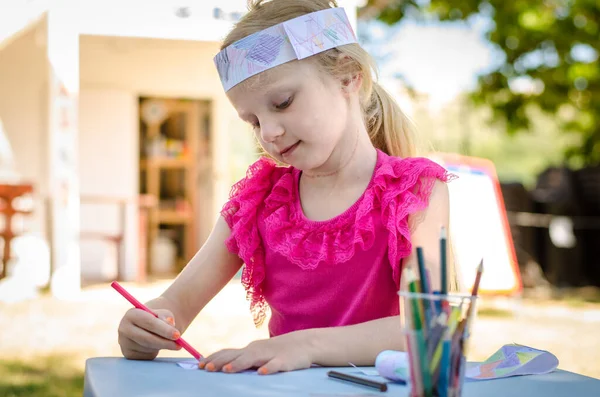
left=327, top=371, right=388, bottom=392
left=440, top=227, right=447, bottom=296
left=403, top=268, right=423, bottom=395
left=428, top=313, right=448, bottom=373
left=110, top=281, right=202, bottom=360
left=406, top=331, right=423, bottom=394
left=409, top=269, right=425, bottom=331
left=416, top=247, right=433, bottom=333
left=464, top=259, right=484, bottom=337
left=407, top=269, right=433, bottom=396
left=472, top=259, right=484, bottom=294
left=450, top=262, right=484, bottom=394
left=416, top=247, right=428, bottom=295
left=426, top=270, right=440, bottom=320
left=439, top=227, right=451, bottom=316
left=437, top=327, right=452, bottom=397
left=407, top=269, right=423, bottom=330
left=457, top=353, right=467, bottom=396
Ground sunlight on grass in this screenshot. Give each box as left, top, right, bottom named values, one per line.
left=477, top=307, right=514, bottom=318
left=0, top=356, right=83, bottom=397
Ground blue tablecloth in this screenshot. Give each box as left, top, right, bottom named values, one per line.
left=84, top=357, right=600, bottom=397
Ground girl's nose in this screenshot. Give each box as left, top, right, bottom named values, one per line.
left=259, top=119, right=284, bottom=143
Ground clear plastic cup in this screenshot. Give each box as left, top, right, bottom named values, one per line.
left=398, top=291, right=477, bottom=397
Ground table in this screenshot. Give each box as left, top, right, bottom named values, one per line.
left=84, top=357, right=600, bottom=397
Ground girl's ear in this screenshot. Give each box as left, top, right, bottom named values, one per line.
left=336, top=53, right=362, bottom=96
left=341, top=73, right=363, bottom=96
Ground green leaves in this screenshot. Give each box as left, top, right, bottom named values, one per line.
left=361, top=0, right=600, bottom=165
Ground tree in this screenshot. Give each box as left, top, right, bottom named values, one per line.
left=360, top=0, right=600, bottom=166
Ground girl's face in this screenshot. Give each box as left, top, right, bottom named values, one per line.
left=227, top=60, right=352, bottom=171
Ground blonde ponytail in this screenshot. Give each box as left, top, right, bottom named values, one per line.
left=222, top=0, right=418, bottom=159
left=365, top=81, right=417, bottom=158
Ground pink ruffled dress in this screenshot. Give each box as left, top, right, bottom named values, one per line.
left=221, top=149, right=452, bottom=337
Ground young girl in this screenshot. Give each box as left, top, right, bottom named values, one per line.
left=118, top=0, right=455, bottom=375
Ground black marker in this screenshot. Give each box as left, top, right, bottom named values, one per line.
left=327, top=370, right=388, bottom=392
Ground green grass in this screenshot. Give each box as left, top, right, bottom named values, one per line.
left=0, top=356, right=84, bottom=397
left=477, top=307, right=514, bottom=318
left=553, top=287, right=600, bottom=307
left=563, top=296, right=600, bottom=308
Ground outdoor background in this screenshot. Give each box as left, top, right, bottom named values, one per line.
left=1, top=1, right=599, bottom=396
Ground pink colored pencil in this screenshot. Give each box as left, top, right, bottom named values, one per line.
left=406, top=332, right=423, bottom=396
left=111, top=281, right=202, bottom=360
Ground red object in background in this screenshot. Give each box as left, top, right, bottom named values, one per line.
left=0, top=183, right=33, bottom=280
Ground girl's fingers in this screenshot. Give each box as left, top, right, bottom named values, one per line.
left=127, top=323, right=181, bottom=351
left=118, top=336, right=161, bottom=360
left=200, top=349, right=234, bottom=366
left=154, top=309, right=176, bottom=327
left=257, top=357, right=287, bottom=375
left=121, top=336, right=159, bottom=354
left=129, top=309, right=180, bottom=341
left=225, top=352, right=269, bottom=374
left=201, top=349, right=242, bottom=372
left=122, top=349, right=157, bottom=361
left=118, top=308, right=183, bottom=361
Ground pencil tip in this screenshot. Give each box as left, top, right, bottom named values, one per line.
left=440, top=226, right=447, bottom=239
left=478, top=259, right=484, bottom=272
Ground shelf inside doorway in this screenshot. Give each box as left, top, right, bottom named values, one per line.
left=140, top=157, right=192, bottom=169
left=156, top=209, right=193, bottom=224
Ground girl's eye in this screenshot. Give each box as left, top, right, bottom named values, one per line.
left=275, top=97, right=292, bottom=110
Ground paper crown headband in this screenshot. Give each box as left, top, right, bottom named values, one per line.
left=214, top=7, right=357, bottom=92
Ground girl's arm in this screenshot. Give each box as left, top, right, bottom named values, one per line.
left=118, top=216, right=241, bottom=360
left=145, top=216, right=243, bottom=333
left=307, top=179, right=450, bottom=366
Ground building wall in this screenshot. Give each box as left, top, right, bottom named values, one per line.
left=0, top=0, right=360, bottom=281
left=78, top=35, right=252, bottom=279
left=78, top=88, right=139, bottom=280
left=0, top=20, right=49, bottom=240
left=0, top=30, right=253, bottom=281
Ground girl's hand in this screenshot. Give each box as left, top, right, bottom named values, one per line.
left=199, top=331, right=315, bottom=375
left=118, top=308, right=183, bottom=360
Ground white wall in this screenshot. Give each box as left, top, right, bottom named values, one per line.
left=79, top=33, right=251, bottom=208
left=0, top=1, right=48, bottom=51
left=80, top=36, right=225, bottom=97
left=0, top=1, right=359, bottom=282
left=0, top=19, right=49, bottom=239
left=0, top=0, right=359, bottom=279
left=78, top=35, right=251, bottom=279
left=78, top=89, right=138, bottom=280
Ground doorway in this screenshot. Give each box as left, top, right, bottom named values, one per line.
left=138, top=97, right=212, bottom=276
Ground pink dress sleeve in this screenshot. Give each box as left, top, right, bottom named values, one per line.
left=220, top=157, right=287, bottom=326
left=372, top=156, right=455, bottom=287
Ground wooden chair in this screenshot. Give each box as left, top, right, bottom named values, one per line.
left=0, top=183, right=33, bottom=279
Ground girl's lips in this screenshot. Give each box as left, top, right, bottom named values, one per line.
left=280, top=142, right=300, bottom=156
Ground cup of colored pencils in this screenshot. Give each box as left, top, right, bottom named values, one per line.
left=398, top=255, right=483, bottom=397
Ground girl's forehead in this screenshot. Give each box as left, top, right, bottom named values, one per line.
left=230, top=60, right=320, bottom=95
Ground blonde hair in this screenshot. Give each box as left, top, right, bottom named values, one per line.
left=222, top=0, right=417, bottom=158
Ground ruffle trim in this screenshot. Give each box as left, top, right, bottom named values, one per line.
left=221, top=157, right=288, bottom=327
left=222, top=152, right=455, bottom=326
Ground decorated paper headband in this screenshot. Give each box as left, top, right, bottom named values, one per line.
left=214, top=7, right=357, bottom=92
